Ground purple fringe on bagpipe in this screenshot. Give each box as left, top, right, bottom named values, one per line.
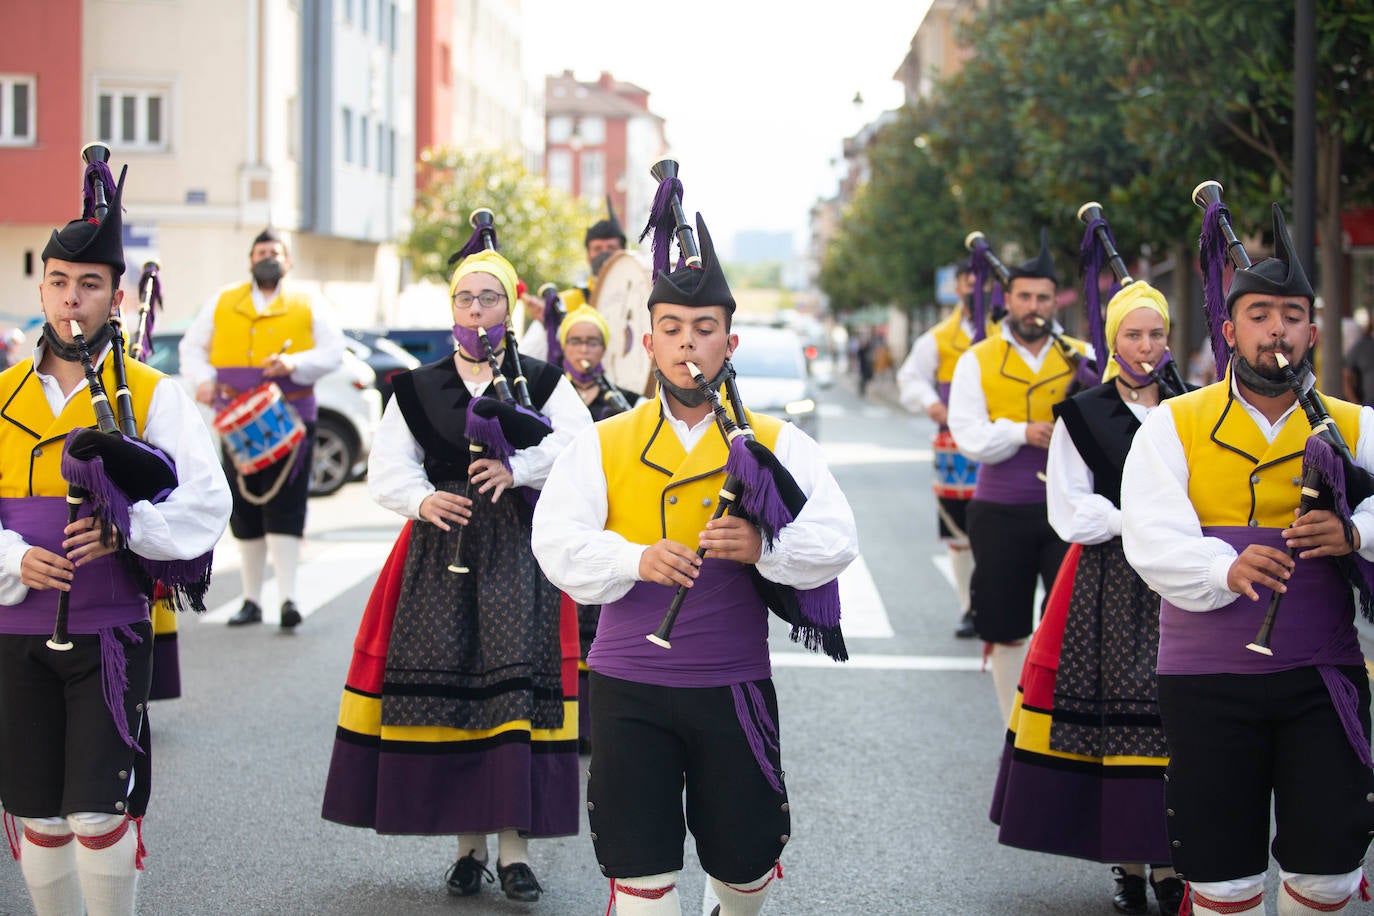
left=1199, top=201, right=1234, bottom=381
left=1302, top=435, right=1374, bottom=624
left=99, top=625, right=145, bottom=753
left=83, top=160, right=118, bottom=221
left=543, top=288, right=565, bottom=370
left=137, top=267, right=162, bottom=358
left=1078, top=217, right=1117, bottom=382
left=731, top=682, right=783, bottom=794
left=464, top=398, right=519, bottom=461
left=969, top=241, right=992, bottom=343
left=640, top=176, right=684, bottom=277
left=455, top=223, right=495, bottom=262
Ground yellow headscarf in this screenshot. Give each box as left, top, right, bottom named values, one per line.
left=558, top=304, right=611, bottom=349
left=1102, top=280, right=1171, bottom=381
left=448, top=249, right=519, bottom=306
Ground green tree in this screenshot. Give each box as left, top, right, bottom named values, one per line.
left=404, top=148, right=598, bottom=291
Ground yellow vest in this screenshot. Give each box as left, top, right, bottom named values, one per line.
left=207, top=283, right=316, bottom=368
left=932, top=310, right=973, bottom=385
left=0, top=356, right=160, bottom=498
left=970, top=333, right=1087, bottom=423
left=1170, top=373, right=1362, bottom=528
left=597, top=397, right=784, bottom=546
left=558, top=288, right=589, bottom=313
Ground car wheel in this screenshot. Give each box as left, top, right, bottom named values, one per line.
left=311, top=414, right=357, bottom=497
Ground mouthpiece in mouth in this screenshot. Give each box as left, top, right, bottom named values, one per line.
left=1274, top=352, right=1291, bottom=370
left=1031, top=316, right=1047, bottom=327
left=1141, top=362, right=1155, bottom=373
left=580, top=359, right=592, bottom=371
left=684, top=360, right=702, bottom=377
left=68, top=320, right=82, bottom=339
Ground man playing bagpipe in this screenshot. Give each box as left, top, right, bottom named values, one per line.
left=947, top=232, right=1089, bottom=725
left=0, top=148, right=230, bottom=916
left=531, top=193, right=857, bottom=915
left=1121, top=198, right=1374, bottom=915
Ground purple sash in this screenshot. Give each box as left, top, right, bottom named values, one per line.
left=1157, top=526, right=1363, bottom=676
left=215, top=366, right=318, bottom=423
left=0, top=497, right=148, bottom=634
left=588, top=559, right=771, bottom=688
left=973, top=445, right=1047, bottom=504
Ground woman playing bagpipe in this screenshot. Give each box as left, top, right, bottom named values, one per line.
left=0, top=146, right=229, bottom=916
left=990, top=203, right=1186, bottom=916
left=530, top=159, right=857, bottom=916
left=320, top=213, right=591, bottom=904
left=1120, top=188, right=1374, bottom=916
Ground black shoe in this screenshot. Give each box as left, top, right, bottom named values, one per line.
left=1111, top=867, right=1149, bottom=915
left=279, top=600, right=302, bottom=630
left=445, top=853, right=493, bottom=897
left=228, top=600, right=262, bottom=626
left=954, top=610, right=977, bottom=639
left=1151, top=875, right=1186, bottom=916
left=496, top=861, right=542, bottom=902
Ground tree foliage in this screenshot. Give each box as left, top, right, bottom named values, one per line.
left=404, top=148, right=598, bottom=290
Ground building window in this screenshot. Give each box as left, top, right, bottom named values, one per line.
left=342, top=106, right=354, bottom=163
left=377, top=122, right=387, bottom=174
left=578, top=116, right=605, bottom=146
left=547, top=150, right=572, bottom=194
left=388, top=127, right=396, bottom=178
left=547, top=116, right=572, bottom=145
left=360, top=114, right=369, bottom=168
left=389, top=2, right=397, bottom=51
left=361, top=0, right=369, bottom=34
left=580, top=151, right=605, bottom=201
left=0, top=75, right=36, bottom=146
left=95, top=85, right=170, bottom=152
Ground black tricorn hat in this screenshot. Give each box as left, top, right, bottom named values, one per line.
left=646, top=213, right=735, bottom=313
left=1008, top=228, right=1057, bottom=287
left=41, top=168, right=127, bottom=278
left=1226, top=203, right=1315, bottom=311
left=585, top=194, right=626, bottom=247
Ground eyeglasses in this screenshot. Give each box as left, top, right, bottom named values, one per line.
left=565, top=336, right=605, bottom=349
left=453, top=291, right=507, bottom=309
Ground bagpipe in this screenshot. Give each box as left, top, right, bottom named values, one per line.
left=1076, top=201, right=1189, bottom=397
left=446, top=207, right=554, bottom=575
left=128, top=259, right=162, bottom=363
left=965, top=229, right=1095, bottom=387
left=537, top=282, right=568, bottom=370
left=640, top=160, right=845, bottom=660
left=1191, top=183, right=1374, bottom=652
left=581, top=358, right=634, bottom=416
left=51, top=144, right=211, bottom=650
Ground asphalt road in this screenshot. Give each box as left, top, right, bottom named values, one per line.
left=2, top=367, right=1370, bottom=915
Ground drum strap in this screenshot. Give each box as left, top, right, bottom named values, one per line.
left=233, top=438, right=303, bottom=507
left=935, top=500, right=968, bottom=542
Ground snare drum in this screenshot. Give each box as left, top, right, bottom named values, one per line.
left=932, top=429, right=977, bottom=500
left=213, top=382, right=306, bottom=476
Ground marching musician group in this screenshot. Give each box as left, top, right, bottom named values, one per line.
left=1, top=137, right=1372, bottom=916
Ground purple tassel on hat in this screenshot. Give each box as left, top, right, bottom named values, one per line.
left=639, top=176, right=684, bottom=278
left=1078, top=217, right=1116, bottom=382
left=1198, top=201, right=1235, bottom=381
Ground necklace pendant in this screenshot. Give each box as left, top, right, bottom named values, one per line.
left=1130, top=389, right=1139, bottom=401
left=472, top=363, right=482, bottom=375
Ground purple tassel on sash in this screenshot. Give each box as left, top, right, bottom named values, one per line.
left=1317, top=665, right=1374, bottom=768
left=99, top=626, right=145, bottom=753
left=1198, top=201, right=1234, bottom=381
left=639, top=176, right=684, bottom=277
left=1078, top=216, right=1116, bottom=381
left=730, top=683, right=783, bottom=794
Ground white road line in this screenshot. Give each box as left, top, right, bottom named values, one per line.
left=822, top=441, right=932, bottom=466
left=202, top=540, right=390, bottom=624
left=836, top=554, right=894, bottom=638
left=771, top=651, right=983, bottom=671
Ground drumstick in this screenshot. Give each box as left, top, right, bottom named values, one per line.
left=263, top=339, right=293, bottom=373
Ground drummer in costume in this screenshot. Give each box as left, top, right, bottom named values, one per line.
left=531, top=210, right=858, bottom=916
left=320, top=243, right=589, bottom=903
left=990, top=278, right=1183, bottom=916
left=947, top=233, right=1088, bottom=725
left=556, top=302, right=642, bottom=754
left=897, top=258, right=984, bottom=639
left=1121, top=200, right=1374, bottom=915
left=520, top=199, right=626, bottom=363
left=179, top=228, right=345, bottom=629
left=0, top=152, right=230, bottom=915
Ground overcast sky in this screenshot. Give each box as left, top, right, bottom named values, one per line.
left=523, top=0, right=934, bottom=256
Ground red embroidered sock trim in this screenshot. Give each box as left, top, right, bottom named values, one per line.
left=615, top=881, right=676, bottom=899
left=1282, top=881, right=1351, bottom=912
left=21, top=825, right=75, bottom=849
left=4, top=812, right=20, bottom=861
left=1192, top=890, right=1264, bottom=913
left=75, top=817, right=129, bottom=851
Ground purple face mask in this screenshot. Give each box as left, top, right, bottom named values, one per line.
left=452, top=320, right=508, bottom=358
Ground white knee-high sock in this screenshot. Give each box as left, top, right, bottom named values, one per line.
left=949, top=545, right=974, bottom=615
left=711, top=864, right=781, bottom=916
left=18, top=818, right=81, bottom=916
left=988, top=641, right=1028, bottom=727
left=613, top=871, right=681, bottom=915
left=1190, top=876, right=1266, bottom=915
left=1278, top=870, right=1364, bottom=914
left=238, top=537, right=267, bottom=605
left=456, top=833, right=489, bottom=863
left=497, top=829, right=528, bottom=867
left=265, top=533, right=302, bottom=602
left=70, top=814, right=139, bottom=916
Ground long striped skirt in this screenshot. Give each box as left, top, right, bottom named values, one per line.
left=321, top=508, right=580, bottom=837
left=989, top=540, right=1172, bottom=864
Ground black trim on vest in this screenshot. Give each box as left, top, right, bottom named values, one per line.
left=1052, top=382, right=1140, bottom=506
